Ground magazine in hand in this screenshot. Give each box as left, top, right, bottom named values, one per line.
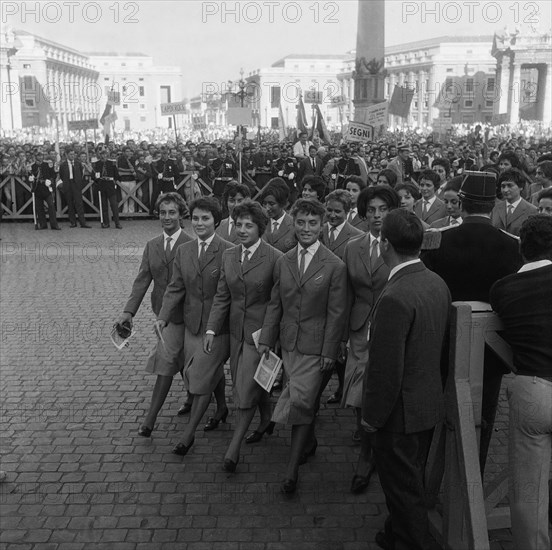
left=254, top=351, right=283, bottom=392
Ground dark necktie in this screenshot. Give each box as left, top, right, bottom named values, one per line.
left=370, top=238, right=379, bottom=273
left=299, top=248, right=307, bottom=277
left=165, top=236, right=172, bottom=261
left=329, top=227, right=336, bottom=245
left=199, top=241, right=207, bottom=265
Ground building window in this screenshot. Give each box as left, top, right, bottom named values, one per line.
left=140, top=104, right=145, bottom=109
left=446, top=68, right=453, bottom=73
left=467, top=50, right=473, bottom=54
left=23, top=76, right=34, bottom=90
left=271, top=117, right=279, bottom=129
left=139, top=78, right=144, bottom=81
left=121, top=62, right=126, bottom=67
left=139, top=86, right=145, bottom=96
left=270, top=86, right=281, bottom=108
left=414, top=101, right=418, bottom=109
left=140, top=116, right=146, bottom=122
left=123, top=104, right=129, bottom=109
left=25, top=96, right=36, bottom=108
left=485, top=100, right=494, bottom=108
left=424, top=100, right=429, bottom=108
left=487, top=78, right=495, bottom=92
left=465, top=78, right=474, bottom=93
left=160, top=85, right=171, bottom=104
left=138, top=63, right=143, bottom=67
left=104, top=77, right=110, bottom=81
left=23, top=63, right=31, bottom=69
left=464, top=99, right=473, bottom=108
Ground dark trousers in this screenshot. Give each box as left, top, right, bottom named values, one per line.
left=99, top=191, right=120, bottom=225
left=371, top=429, right=437, bottom=550
left=34, top=193, right=58, bottom=229
left=64, top=181, right=86, bottom=226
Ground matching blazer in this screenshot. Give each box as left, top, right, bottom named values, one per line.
left=490, top=198, right=538, bottom=237
left=158, top=234, right=233, bottom=334
left=343, top=233, right=389, bottom=333
left=348, top=212, right=369, bottom=232
left=260, top=244, right=347, bottom=360
left=262, top=212, right=297, bottom=253
left=123, top=230, right=193, bottom=324
left=320, top=222, right=363, bottom=260
left=207, top=240, right=283, bottom=346
left=414, top=197, right=447, bottom=225
left=215, top=217, right=240, bottom=244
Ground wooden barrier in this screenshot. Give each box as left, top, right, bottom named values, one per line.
left=0, top=172, right=214, bottom=220
left=426, top=302, right=514, bottom=550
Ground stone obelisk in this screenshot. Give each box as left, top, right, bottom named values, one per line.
left=353, top=0, right=386, bottom=122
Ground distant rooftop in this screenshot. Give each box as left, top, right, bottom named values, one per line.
left=272, top=53, right=348, bottom=67
left=385, top=35, right=494, bottom=54
left=86, top=52, right=149, bottom=57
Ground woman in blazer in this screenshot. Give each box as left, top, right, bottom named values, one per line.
left=119, top=193, right=192, bottom=437
left=155, top=197, right=233, bottom=456
left=341, top=184, right=400, bottom=494
left=205, top=200, right=283, bottom=472
left=215, top=181, right=251, bottom=244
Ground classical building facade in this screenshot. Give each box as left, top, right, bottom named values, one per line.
left=492, top=29, right=552, bottom=125
left=3, top=29, right=99, bottom=130
left=87, top=53, right=183, bottom=131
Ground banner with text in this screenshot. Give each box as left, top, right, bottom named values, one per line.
left=345, top=121, right=374, bottom=143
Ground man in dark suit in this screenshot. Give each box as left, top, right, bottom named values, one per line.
left=297, top=145, right=324, bottom=184
left=362, top=209, right=450, bottom=550
left=118, top=192, right=192, bottom=436
left=491, top=168, right=538, bottom=236
left=489, top=215, right=552, bottom=550
left=29, top=151, right=60, bottom=230
left=59, top=150, right=90, bottom=228
left=422, top=171, right=523, bottom=471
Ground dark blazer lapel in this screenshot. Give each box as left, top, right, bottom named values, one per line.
left=168, top=231, right=188, bottom=263
left=190, top=240, right=200, bottom=273
left=154, top=235, right=168, bottom=265
left=498, top=202, right=507, bottom=227
left=242, top=242, right=265, bottom=275
left=358, top=233, right=372, bottom=274
left=333, top=224, right=351, bottom=250
left=427, top=200, right=441, bottom=220
left=285, top=247, right=301, bottom=286
left=301, top=247, right=325, bottom=285
left=372, top=254, right=385, bottom=274
left=201, top=235, right=220, bottom=271
left=508, top=201, right=527, bottom=227
left=231, top=245, right=243, bottom=280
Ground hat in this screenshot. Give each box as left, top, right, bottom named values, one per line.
left=397, top=143, right=411, bottom=152
left=458, top=171, right=497, bottom=203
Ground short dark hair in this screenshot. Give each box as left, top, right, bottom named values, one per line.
left=419, top=169, right=441, bottom=189
left=189, top=196, right=223, bottom=227
left=432, top=158, right=450, bottom=174
left=377, top=169, right=398, bottom=187
left=537, top=187, right=552, bottom=202
left=357, top=184, right=400, bottom=218
left=381, top=209, right=424, bottom=257
left=519, top=215, right=552, bottom=261
left=443, top=175, right=463, bottom=194
left=498, top=168, right=526, bottom=189
left=498, top=151, right=521, bottom=169
left=344, top=175, right=367, bottom=190
left=155, top=192, right=189, bottom=217
left=259, top=178, right=289, bottom=206
left=232, top=199, right=268, bottom=236
left=537, top=160, right=552, bottom=180
left=325, top=189, right=352, bottom=212
left=395, top=182, right=421, bottom=201
left=223, top=181, right=250, bottom=206
left=301, top=175, right=326, bottom=201
left=461, top=197, right=494, bottom=215
left=291, top=198, right=326, bottom=221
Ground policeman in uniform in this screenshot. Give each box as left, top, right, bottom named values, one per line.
left=29, top=151, right=60, bottom=230
left=272, top=144, right=299, bottom=204
left=210, top=147, right=238, bottom=198
left=153, top=148, right=180, bottom=212
left=94, top=149, right=122, bottom=229
left=252, top=142, right=273, bottom=190
left=421, top=171, right=523, bottom=471
left=335, top=145, right=361, bottom=190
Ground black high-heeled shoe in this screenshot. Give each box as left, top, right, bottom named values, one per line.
left=281, top=474, right=298, bottom=494
left=138, top=425, right=152, bottom=437
left=172, top=437, right=195, bottom=456
left=204, top=407, right=229, bottom=431
left=298, top=438, right=318, bottom=465
left=222, top=454, right=239, bottom=473
left=245, top=421, right=276, bottom=444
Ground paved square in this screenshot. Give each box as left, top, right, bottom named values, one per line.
left=0, top=220, right=520, bottom=549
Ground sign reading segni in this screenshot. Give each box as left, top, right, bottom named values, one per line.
left=346, top=121, right=374, bottom=143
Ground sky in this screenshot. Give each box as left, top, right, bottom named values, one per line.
left=4, top=0, right=552, bottom=97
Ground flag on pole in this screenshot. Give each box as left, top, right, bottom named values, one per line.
left=278, top=103, right=286, bottom=141
left=388, top=85, right=415, bottom=118
left=99, top=101, right=117, bottom=141
left=296, top=94, right=309, bottom=134
left=312, top=104, right=332, bottom=145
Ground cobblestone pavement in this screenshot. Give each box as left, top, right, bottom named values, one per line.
left=0, top=220, right=525, bottom=549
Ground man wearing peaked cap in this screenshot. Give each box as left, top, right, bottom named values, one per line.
left=421, top=170, right=523, bottom=472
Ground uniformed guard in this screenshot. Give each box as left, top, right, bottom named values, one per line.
left=421, top=171, right=523, bottom=472
left=94, top=148, right=122, bottom=229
